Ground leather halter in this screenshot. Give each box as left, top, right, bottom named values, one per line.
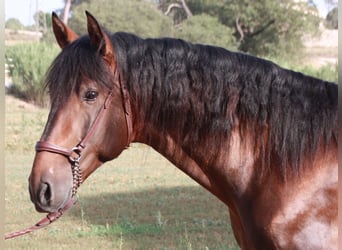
left=36, top=74, right=133, bottom=157
left=36, top=73, right=133, bottom=172
left=5, top=74, right=133, bottom=240
left=35, top=74, right=133, bottom=195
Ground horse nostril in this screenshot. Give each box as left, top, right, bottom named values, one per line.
left=38, top=183, right=52, bottom=206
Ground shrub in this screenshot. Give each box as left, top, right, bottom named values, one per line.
left=5, top=42, right=60, bottom=106
left=267, top=57, right=338, bottom=83
left=298, top=64, right=338, bottom=83
left=174, top=14, right=237, bottom=50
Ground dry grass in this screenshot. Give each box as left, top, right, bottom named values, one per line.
left=5, top=95, right=239, bottom=249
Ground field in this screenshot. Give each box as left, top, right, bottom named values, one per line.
left=5, top=95, right=239, bottom=249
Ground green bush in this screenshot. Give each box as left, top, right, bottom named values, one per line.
left=69, top=0, right=173, bottom=38
left=267, top=57, right=338, bottom=83
left=174, top=14, right=237, bottom=50
left=5, top=43, right=60, bottom=106
left=297, top=64, right=338, bottom=83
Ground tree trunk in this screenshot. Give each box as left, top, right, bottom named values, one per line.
left=180, top=0, right=193, bottom=17
left=165, top=0, right=193, bottom=17
left=63, top=0, right=72, bottom=24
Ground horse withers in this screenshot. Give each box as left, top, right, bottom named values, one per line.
left=28, top=12, right=337, bottom=249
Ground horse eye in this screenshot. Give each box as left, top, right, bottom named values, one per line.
left=84, top=90, right=98, bottom=101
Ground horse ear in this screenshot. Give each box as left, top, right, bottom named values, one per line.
left=85, top=11, right=116, bottom=71
left=52, top=12, right=78, bottom=49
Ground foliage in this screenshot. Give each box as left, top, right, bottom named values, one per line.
left=35, top=12, right=57, bottom=43
left=298, top=64, right=338, bottom=83
left=69, top=0, right=172, bottom=38
left=5, top=43, right=60, bottom=106
left=33, top=11, right=50, bottom=33
left=160, top=0, right=321, bottom=59
left=232, top=0, right=319, bottom=58
left=174, top=14, right=237, bottom=50
left=67, top=0, right=322, bottom=58
left=268, top=56, right=338, bottom=83
left=5, top=18, right=24, bottom=30
left=325, top=7, right=338, bottom=29
left=5, top=1, right=334, bottom=107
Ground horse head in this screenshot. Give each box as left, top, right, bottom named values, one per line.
left=29, top=12, right=132, bottom=213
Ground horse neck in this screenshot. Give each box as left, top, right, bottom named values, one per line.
left=123, top=37, right=337, bottom=200
left=130, top=90, right=258, bottom=206
left=122, top=44, right=260, bottom=204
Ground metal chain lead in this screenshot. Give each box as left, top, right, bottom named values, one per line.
left=71, top=160, right=82, bottom=197
left=70, top=148, right=83, bottom=197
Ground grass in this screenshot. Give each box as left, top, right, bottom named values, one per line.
left=5, top=95, right=239, bottom=249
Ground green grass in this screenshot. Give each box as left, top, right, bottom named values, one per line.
left=5, top=95, right=239, bottom=249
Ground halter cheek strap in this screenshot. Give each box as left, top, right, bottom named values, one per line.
left=35, top=89, right=116, bottom=197
left=35, top=75, right=134, bottom=194
left=36, top=75, right=133, bottom=160
left=35, top=88, right=115, bottom=157
left=5, top=76, right=133, bottom=240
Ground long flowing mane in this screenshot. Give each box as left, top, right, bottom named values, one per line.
left=45, top=32, right=338, bottom=178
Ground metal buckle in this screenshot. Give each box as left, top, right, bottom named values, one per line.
left=69, top=147, right=81, bottom=163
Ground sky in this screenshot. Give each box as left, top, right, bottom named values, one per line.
left=5, top=0, right=333, bottom=26
left=5, top=0, right=65, bottom=26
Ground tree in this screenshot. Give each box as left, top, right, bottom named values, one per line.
left=68, top=0, right=172, bottom=38
left=183, top=0, right=320, bottom=58
left=39, top=13, right=57, bottom=43
left=33, top=11, right=49, bottom=33
left=325, top=7, right=338, bottom=29
left=5, top=18, right=24, bottom=30
left=164, top=0, right=193, bottom=18
left=63, top=0, right=72, bottom=24
left=68, top=0, right=320, bottom=59
left=174, top=14, right=237, bottom=50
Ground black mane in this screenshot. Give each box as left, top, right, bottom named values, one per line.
left=45, top=36, right=114, bottom=115
left=45, top=32, right=338, bottom=177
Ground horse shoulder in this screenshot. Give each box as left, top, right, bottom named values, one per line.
left=270, top=151, right=337, bottom=249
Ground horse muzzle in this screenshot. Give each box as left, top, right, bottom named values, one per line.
left=29, top=152, right=74, bottom=213
left=29, top=179, right=72, bottom=213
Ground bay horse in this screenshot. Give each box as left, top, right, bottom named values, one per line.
left=28, top=12, right=337, bottom=249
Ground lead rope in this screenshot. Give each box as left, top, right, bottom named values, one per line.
left=4, top=197, right=77, bottom=240
left=5, top=156, right=82, bottom=240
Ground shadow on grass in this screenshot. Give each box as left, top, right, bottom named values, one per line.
left=69, top=186, right=239, bottom=249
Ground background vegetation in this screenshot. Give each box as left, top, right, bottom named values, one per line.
left=5, top=43, right=59, bottom=106
left=5, top=0, right=338, bottom=106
